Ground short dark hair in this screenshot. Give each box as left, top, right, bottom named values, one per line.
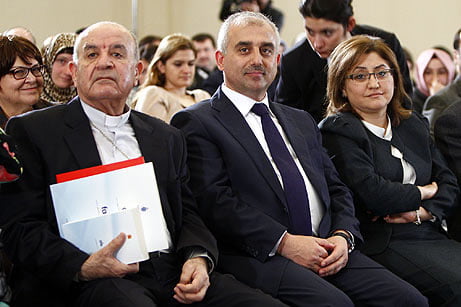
left=139, top=44, right=158, bottom=63
left=299, top=0, right=354, bottom=27
left=0, top=35, right=43, bottom=78
left=139, top=35, right=162, bottom=48
left=454, top=28, right=461, bottom=50
left=191, top=33, right=216, bottom=48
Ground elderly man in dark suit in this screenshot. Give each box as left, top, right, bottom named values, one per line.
left=171, top=11, right=426, bottom=307
left=274, top=0, right=411, bottom=123
left=0, top=21, right=285, bottom=307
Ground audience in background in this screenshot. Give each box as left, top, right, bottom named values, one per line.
left=412, top=48, right=455, bottom=114
left=320, top=35, right=461, bottom=306
left=0, top=36, right=49, bottom=129
left=133, top=34, right=210, bottom=123
left=138, top=34, right=162, bottom=49
left=423, top=28, right=461, bottom=135
left=189, top=33, right=218, bottom=91
left=2, top=27, right=36, bottom=45
left=40, top=32, right=77, bottom=104
left=275, top=0, right=412, bottom=123
left=220, top=0, right=284, bottom=31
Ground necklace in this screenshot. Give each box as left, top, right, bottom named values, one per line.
left=90, top=122, right=130, bottom=160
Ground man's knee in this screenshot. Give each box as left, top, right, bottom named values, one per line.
left=75, top=278, right=156, bottom=307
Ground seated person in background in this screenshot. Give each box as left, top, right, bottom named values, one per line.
left=126, top=43, right=158, bottom=105
left=172, top=11, right=427, bottom=307
left=188, top=33, right=218, bottom=91
left=434, top=95, right=461, bottom=241
left=0, top=21, right=285, bottom=307
left=138, top=34, right=162, bottom=49
left=219, top=0, right=284, bottom=31
left=2, top=27, right=36, bottom=45
left=275, top=0, right=412, bottom=123
left=0, top=35, right=50, bottom=129
left=40, top=32, right=78, bottom=104
left=133, top=34, right=210, bottom=123
left=412, top=48, right=455, bottom=114
left=423, top=28, right=461, bottom=135
left=319, top=35, right=461, bottom=306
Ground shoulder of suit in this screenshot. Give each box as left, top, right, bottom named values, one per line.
left=352, top=24, right=396, bottom=41
left=319, top=112, right=364, bottom=137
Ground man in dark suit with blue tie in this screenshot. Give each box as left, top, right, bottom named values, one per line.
left=172, top=11, right=427, bottom=306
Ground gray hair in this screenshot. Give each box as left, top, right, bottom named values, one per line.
left=217, top=11, right=280, bottom=54
left=73, top=21, right=139, bottom=64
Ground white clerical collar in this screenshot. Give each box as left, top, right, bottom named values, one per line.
left=221, top=84, right=270, bottom=118
left=362, top=116, right=392, bottom=141
left=80, top=99, right=131, bottom=129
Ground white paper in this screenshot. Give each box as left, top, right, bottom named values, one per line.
left=50, top=162, right=170, bottom=259
left=61, top=208, right=149, bottom=264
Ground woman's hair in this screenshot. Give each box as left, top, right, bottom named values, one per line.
left=414, top=48, right=456, bottom=96
left=326, top=35, right=411, bottom=126
left=142, top=34, right=196, bottom=88
left=0, top=35, right=42, bottom=78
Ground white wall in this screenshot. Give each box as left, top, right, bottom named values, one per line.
left=1, top=0, right=460, bottom=60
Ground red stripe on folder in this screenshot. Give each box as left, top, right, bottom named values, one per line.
left=56, top=157, right=145, bottom=183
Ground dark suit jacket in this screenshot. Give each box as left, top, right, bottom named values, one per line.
left=275, top=24, right=412, bottom=123
left=171, top=88, right=362, bottom=290
left=320, top=112, right=459, bottom=254
left=434, top=99, right=461, bottom=240
left=0, top=97, right=218, bottom=304
left=424, top=76, right=461, bottom=136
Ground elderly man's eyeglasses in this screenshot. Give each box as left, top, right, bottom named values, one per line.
left=347, top=69, right=393, bottom=83
left=8, top=65, right=45, bottom=80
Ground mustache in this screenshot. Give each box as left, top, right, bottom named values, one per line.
left=244, top=65, right=265, bottom=74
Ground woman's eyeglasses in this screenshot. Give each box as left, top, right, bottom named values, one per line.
left=347, top=69, right=393, bottom=83
left=8, top=65, right=46, bottom=80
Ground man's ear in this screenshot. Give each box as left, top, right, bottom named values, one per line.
left=134, top=61, right=143, bottom=86
left=346, top=17, right=356, bottom=33
left=69, top=61, right=78, bottom=85
left=215, top=50, right=225, bottom=71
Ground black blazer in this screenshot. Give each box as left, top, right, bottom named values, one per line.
left=320, top=112, right=459, bottom=254
left=275, top=24, right=412, bottom=123
left=0, top=97, right=217, bottom=302
left=171, top=88, right=363, bottom=289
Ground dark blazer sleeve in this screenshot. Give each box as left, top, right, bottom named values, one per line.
left=321, top=114, right=458, bottom=220
left=320, top=115, right=421, bottom=217
left=1, top=115, right=88, bottom=291
left=171, top=107, right=287, bottom=262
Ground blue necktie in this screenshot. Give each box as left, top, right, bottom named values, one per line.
left=251, top=103, right=312, bottom=236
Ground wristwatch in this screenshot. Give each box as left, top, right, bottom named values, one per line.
left=332, top=231, right=355, bottom=253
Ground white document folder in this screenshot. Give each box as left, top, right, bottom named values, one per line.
left=61, top=208, right=149, bottom=264
left=50, top=162, right=170, bottom=264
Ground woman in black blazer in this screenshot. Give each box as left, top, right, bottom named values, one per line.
left=319, top=35, right=461, bottom=306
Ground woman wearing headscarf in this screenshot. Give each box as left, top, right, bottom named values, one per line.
left=412, top=48, right=455, bottom=113
left=40, top=32, right=77, bottom=104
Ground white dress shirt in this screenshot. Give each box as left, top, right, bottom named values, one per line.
left=222, top=85, right=325, bottom=240
left=80, top=100, right=173, bottom=250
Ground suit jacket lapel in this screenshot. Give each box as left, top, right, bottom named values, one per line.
left=211, top=90, right=287, bottom=206
left=63, top=98, right=102, bottom=169
left=270, top=103, right=328, bottom=206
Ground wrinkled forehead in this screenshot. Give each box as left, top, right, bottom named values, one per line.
left=78, top=24, right=135, bottom=55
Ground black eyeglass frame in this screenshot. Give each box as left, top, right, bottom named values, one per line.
left=8, top=65, right=46, bottom=80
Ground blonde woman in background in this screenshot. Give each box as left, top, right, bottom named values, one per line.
left=133, top=34, right=210, bottom=123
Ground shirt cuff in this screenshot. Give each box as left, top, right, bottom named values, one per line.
left=269, top=230, right=287, bottom=257
left=187, top=248, right=215, bottom=273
